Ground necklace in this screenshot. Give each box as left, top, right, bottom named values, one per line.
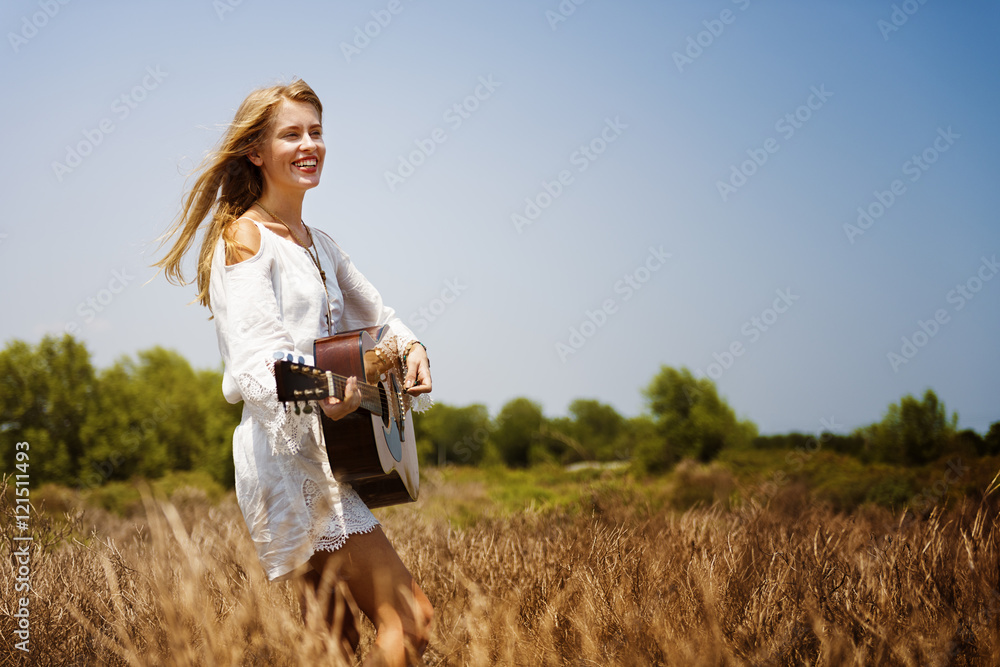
left=254, top=200, right=334, bottom=334
left=254, top=201, right=325, bottom=281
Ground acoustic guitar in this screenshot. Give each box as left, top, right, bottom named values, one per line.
left=274, top=325, right=419, bottom=509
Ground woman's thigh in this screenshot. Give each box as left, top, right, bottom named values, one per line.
left=330, top=527, right=432, bottom=635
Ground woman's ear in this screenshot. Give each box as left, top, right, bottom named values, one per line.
left=248, top=149, right=263, bottom=166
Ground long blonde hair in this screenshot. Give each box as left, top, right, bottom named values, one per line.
left=154, top=79, right=323, bottom=309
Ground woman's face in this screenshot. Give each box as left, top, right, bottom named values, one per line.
left=251, top=98, right=325, bottom=197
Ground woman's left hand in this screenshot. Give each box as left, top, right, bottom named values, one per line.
left=403, top=343, right=432, bottom=395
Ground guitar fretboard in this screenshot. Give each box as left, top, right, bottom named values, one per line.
left=281, top=362, right=387, bottom=416
left=326, top=372, right=385, bottom=415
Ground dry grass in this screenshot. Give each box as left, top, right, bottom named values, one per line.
left=2, top=471, right=1000, bottom=666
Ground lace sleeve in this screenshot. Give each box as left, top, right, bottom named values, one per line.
left=224, top=257, right=321, bottom=456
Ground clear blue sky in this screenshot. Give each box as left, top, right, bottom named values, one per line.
left=2, top=0, right=998, bottom=435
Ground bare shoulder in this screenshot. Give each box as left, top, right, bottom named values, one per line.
left=225, top=217, right=262, bottom=265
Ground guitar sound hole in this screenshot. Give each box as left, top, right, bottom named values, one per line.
left=377, top=382, right=390, bottom=428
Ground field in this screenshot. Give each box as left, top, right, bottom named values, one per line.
left=3, top=461, right=1000, bottom=666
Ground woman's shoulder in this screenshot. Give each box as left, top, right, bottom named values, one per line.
left=225, top=216, right=265, bottom=266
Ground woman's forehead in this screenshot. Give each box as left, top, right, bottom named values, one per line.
left=272, top=99, right=321, bottom=128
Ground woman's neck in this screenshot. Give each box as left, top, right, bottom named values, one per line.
left=255, top=189, right=307, bottom=233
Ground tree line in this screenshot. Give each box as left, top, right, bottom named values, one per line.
left=1, top=335, right=997, bottom=489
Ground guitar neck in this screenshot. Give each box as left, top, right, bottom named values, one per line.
left=325, top=371, right=384, bottom=415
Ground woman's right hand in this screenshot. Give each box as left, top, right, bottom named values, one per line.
left=320, top=375, right=361, bottom=420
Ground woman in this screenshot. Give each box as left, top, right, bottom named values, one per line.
left=156, top=79, right=434, bottom=666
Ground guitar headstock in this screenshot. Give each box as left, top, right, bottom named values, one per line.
left=274, top=360, right=333, bottom=403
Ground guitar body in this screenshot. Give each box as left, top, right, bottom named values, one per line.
left=312, top=325, right=419, bottom=509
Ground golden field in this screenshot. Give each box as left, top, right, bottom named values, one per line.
left=2, top=464, right=1000, bottom=666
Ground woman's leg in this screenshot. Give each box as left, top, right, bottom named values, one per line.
left=299, top=555, right=361, bottom=658
left=328, top=526, right=434, bottom=667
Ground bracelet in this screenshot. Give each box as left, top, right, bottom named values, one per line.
left=402, top=340, right=427, bottom=367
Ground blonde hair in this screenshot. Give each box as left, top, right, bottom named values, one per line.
left=154, top=79, right=323, bottom=309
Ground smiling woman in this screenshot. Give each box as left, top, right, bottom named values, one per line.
left=153, top=79, right=433, bottom=666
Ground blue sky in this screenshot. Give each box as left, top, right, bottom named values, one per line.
left=2, top=0, right=998, bottom=435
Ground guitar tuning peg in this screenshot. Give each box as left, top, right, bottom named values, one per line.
left=286, top=353, right=294, bottom=362
left=298, top=355, right=305, bottom=364
left=273, top=351, right=285, bottom=360
left=303, top=404, right=313, bottom=414
left=293, top=402, right=301, bottom=415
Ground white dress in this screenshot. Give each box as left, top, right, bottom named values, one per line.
left=208, top=220, right=421, bottom=582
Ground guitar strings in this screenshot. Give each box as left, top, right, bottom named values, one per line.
left=288, top=363, right=399, bottom=415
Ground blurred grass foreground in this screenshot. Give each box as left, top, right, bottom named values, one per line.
left=3, top=463, right=1000, bottom=666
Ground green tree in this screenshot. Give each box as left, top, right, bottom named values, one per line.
left=985, top=422, right=1000, bottom=457
left=80, top=348, right=241, bottom=487
left=414, top=403, right=491, bottom=466
left=546, top=399, right=625, bottom=462
left=0, top=335, right=97, bottom=485
left=79, top=360, right=170, bottom=486
left=491, top=398, right=547, bottom=467
left=951, top=429, right=985, bottom=458
left=639, top=366, right=756, bottom=472
left=857, top=389, right=957, bottom=465
left=613, top=415, right=657, bottom=463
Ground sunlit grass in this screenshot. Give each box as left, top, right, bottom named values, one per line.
left=3, top=460, right=1000, bottom=665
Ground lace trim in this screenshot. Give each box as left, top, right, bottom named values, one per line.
left=410, top=393, right=434, bottom=413
left=237, top=359, right=322, bottom=456
left=302, top=478, right=380, bottom=553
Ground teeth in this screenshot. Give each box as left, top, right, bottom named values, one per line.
left=295, top=159, right=317, bottom=167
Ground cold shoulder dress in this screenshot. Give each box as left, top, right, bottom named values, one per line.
left=208, top=220, right=424, bottom=581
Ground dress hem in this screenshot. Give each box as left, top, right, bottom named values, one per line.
left=264, top=520, right=382, bottom=583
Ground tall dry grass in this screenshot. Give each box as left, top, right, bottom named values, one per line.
left=2, top=471, right=1000, bottom=666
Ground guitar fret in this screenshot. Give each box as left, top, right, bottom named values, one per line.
left=328, top=381, right=383, bottom=417
left=280, top=360, right=390, bottom=417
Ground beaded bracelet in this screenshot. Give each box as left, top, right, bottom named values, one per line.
left=402, top=340, right=428, bottom=367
